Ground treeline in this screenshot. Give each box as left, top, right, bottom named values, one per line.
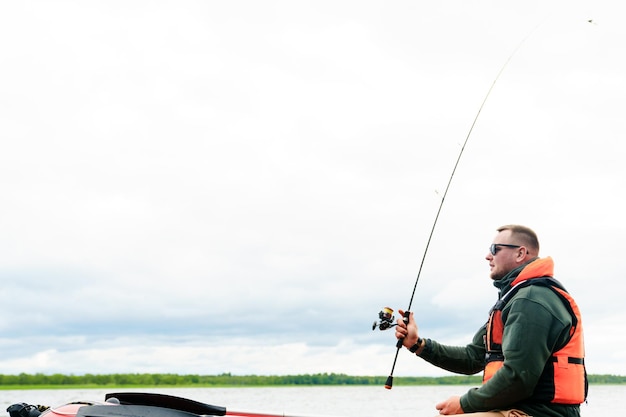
left=0, top=373, right=389, bottom=387
left=0, top=373, right=624, bottom=388
left=0, top=373, right=480, bottom=387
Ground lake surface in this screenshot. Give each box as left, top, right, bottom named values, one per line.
left=0, top=386, right=619, bottom=417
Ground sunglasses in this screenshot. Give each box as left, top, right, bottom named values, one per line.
left=489, top=243, right=521, bottom=255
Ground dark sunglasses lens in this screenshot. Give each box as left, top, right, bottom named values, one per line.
left=490, top=244, right=497, bottom=255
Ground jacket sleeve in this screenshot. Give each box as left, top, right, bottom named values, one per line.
left=418, top=324, right=487, bottom=375
left=460, top=287, right=572, bottom=412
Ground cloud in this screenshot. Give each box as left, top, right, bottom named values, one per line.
left=1, top=0, right=625, bottom=378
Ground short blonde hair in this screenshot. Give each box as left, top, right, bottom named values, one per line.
left=497, top=224, right=540, bottom=253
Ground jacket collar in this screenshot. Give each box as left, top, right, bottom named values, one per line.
left=493, top=257, right=555, bottom=297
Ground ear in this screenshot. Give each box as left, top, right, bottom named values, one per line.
left=517, top=247, right=528, bottom=261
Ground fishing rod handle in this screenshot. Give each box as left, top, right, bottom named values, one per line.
left=386, top=310, right=412, bottom=389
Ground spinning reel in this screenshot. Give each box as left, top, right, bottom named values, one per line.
left=372, top=307, right=397, bottom=331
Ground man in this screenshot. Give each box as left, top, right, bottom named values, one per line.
left=395, top=225, right=587, bottom=417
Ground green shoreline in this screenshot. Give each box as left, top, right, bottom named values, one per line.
left=1, top=373, right=624, bottom=389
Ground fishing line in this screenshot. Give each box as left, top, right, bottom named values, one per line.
left=380, top=25, right=541, bottom=390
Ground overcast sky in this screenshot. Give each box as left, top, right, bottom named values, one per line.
left=1, top=0, right=625, bottom=380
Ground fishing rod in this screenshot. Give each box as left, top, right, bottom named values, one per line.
left=372, top=29, right=538, bottom=390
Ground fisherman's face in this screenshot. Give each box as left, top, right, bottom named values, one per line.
left=486, top=230, right=522, bottom=280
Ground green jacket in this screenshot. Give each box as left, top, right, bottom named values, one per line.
left=418, top=257, right=582, bottom=417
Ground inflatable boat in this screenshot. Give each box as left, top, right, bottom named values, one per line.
left=7, top=392, right=299, bottom=417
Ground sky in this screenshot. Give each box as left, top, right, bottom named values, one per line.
left=1, top=0, right=625, bottom=380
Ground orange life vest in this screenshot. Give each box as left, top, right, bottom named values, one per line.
left=483, top=260, right=587, bottom=404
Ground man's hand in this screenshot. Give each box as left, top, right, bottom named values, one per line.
left=395, top=309, right=418, bottom=348
left=435, top=396, right=463, bottom=415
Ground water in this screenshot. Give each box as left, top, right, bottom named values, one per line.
left=0, top=386, right=620, bottom=417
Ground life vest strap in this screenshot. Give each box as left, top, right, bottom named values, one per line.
left=550, top=356, right=584, bottom=365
